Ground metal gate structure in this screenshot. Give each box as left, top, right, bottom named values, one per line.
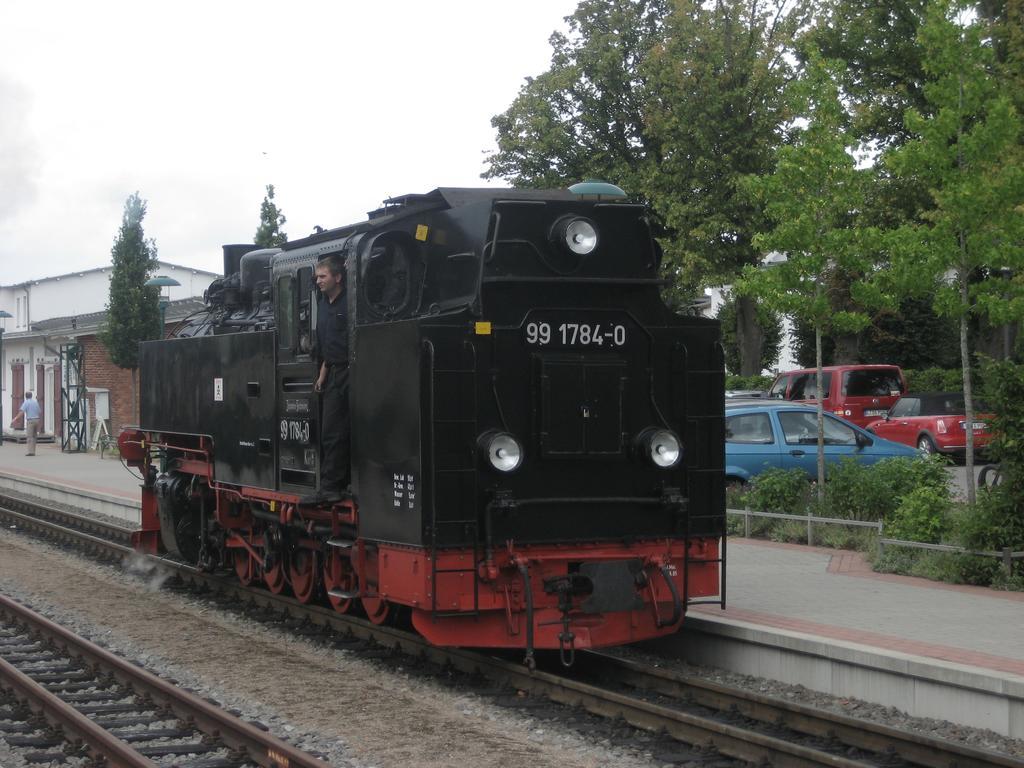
left=61, top=343, right=86, bottom=452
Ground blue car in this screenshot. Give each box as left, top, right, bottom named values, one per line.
left=725, top=401, right=918, bottom=485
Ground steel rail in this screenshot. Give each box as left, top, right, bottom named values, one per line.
left=0, top=593, right=327, bottom=768
left=0, top=491, right=134, bottom=546
left=4, top=496, right=1022, bottom=768
left=583, top=651, right=1024, bottom=768
left=0, top=653, right=160, bottom=768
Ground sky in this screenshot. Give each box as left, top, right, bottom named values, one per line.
left=0, top=0, right=579, bottom=286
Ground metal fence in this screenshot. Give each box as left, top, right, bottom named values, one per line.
left=726, top=507, right=1024, bottom=575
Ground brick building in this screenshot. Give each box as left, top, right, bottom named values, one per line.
left=26, top=300, right=206, bottom=442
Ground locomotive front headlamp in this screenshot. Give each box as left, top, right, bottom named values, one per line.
left=638, top=428, right=682, bottom=468
left=479, top=431, right=524, bottom=473
left=552, top=216, right=599, bottom=256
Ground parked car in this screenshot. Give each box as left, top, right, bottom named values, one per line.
left=864, top=392, right=993, bottom=457
left=767, top=364, right=906, bottom=428
left=725, top=389, right=767, bottom=399
left=725, top=401, right=918, bottom=485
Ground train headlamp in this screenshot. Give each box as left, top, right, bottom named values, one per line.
left=552, top=216, right=599, bottom=256
left=638, top=428, right=682, bottom=468
left=479, top=431, right=524, bottom=473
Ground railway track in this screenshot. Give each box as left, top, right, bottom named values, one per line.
left=2, top=493, right=1021, bottom=768
left=0, top=592, right=327, bottom=767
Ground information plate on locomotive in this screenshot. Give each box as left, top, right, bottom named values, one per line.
left=279, top=418, right=311, bottom=444
left=522, top=311, right=634, bottom=349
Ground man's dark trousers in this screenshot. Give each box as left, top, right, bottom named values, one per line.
left=321, top=365, right=351, bottom=493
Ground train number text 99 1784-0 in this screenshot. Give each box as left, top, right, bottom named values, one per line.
left=525, top=321, right=627, bottom=348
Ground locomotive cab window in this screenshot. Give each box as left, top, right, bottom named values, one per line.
left=296, top=266, right=314, bottom=355
left=360, top=233, right=417, bottom=320
left=276, top=275, right=295, bottom=350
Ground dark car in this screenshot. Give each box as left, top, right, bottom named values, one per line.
left=864, top=392, right=993, bottom=456
left=725, top=401, right=918, bottom=485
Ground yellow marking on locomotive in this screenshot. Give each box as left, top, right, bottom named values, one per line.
left=474, top=321, right=492, bottom=335
left=270, top=500, right=277, bottom=512
left=415, top=224, right=429, bottom=241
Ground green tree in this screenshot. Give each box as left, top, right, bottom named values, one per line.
left=805, top=0, right=930, bottom=149
left=484, top=0, right=668, bottom=192
left=644, top=0, right=805, bottom=372
left=254, top=184, right=288, bottom=247
left=738, top=50, right=880, bottom=500
left=715, top=292, right=783, bottom=374
left=884, top=0, right=1024, bottom=503
left=99, top=192, right=159, bottom=421
left=484, top=0, right=803, bottom=374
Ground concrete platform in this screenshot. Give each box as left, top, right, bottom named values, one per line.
left=1, top=441, right=1022, bottom=737
left=0, top=440, right=141, bottom=523
left=650, top=540, right=1024, bottom=738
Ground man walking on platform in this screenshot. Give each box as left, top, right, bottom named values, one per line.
left=302, top=254, right=350, bottom=506
left=15, top=392, right=42, bottom=456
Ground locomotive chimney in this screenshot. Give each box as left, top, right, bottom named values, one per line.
left=221, top=243, right=258, bottom=278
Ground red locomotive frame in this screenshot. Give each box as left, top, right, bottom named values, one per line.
left=121, top=429, right=722, bottom=660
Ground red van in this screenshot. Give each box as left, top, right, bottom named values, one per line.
left=768, top=365, right=907, bottom=428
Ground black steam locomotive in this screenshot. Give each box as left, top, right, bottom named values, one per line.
left=121, top=184, right=725, bottom=661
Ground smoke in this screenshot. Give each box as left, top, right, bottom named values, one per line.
left=123, top=551, right=175, bottom=592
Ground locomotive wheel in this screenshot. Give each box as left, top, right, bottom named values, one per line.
left=289, top=549, right=319, bottom=604
left=233, top=549, right=257, bottom=586
left=361, top=595, right=394, bottom=625
left=323, top=550, right=356, bottom=614
left=264, top=556, right=287, bottom=594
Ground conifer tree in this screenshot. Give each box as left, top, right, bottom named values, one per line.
left=99, top=192, right=159, bottom=421
left=254, top=184, right=288, bottom=247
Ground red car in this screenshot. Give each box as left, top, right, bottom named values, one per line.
left=864, top=392, right=992, bottom=456
left=768, top=364, right=906, bottom=428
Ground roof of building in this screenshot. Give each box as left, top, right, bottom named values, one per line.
left=5, top=298, right=207, bottom=338
left=1, top=261, right=220, bottom=289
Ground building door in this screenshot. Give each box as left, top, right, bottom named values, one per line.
left=54, top=363, right=62, bottom=438
left=35, top=363, right=46, bottom=432
left=10, top=363, right=24, bottom=425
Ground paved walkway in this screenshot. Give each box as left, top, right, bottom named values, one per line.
left=2, top=441, right=1023, bottom=679
left=696, top=539, right=1024, bottom=678
left=0, top=440, right=141, bottom=500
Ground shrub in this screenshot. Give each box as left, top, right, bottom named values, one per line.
left=824, top=455, right=950, bottom=523
left=963, top=358, right=1024, bottom=552
left=745, top=469, right=810, bottom=514
left=725, top=373, right=774, bottom=392
left=818, top=525, right=877, bottom=552
left=958, top=485, right=1024, bottom=551
left=885, top=486, right=950, bottom=543
left=904, top=367, right=965, bottom=393
left=769, top=520, right=810, bottom=544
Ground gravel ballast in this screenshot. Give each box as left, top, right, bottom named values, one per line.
left=1, top=523, right=1022, bottom=765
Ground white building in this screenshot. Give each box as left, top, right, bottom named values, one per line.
left=700, top=285, right=798, bottom=375
left=0, top=261, right=218, bottom=438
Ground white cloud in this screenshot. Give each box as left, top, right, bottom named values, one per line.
left=0, top=0, right=577, bottom=283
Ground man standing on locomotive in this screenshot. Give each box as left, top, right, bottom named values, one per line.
left=302, top=254, right=350, bottom=505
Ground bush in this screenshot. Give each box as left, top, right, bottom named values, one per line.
left=744, top=469, right=810, bottom=514
left=904, top=367, right=964, bottom=393
left=818, top=525, right=877, bottom=551
left=769, top=520, right=810, bottom=544
left=885, top=486, right=950, bottom=543
left=823, top=455, right=949, bottom=523
left=725, top=373, right=774, bottom=392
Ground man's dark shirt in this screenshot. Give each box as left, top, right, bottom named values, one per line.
left=315, top=291, right=348, bottom=366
